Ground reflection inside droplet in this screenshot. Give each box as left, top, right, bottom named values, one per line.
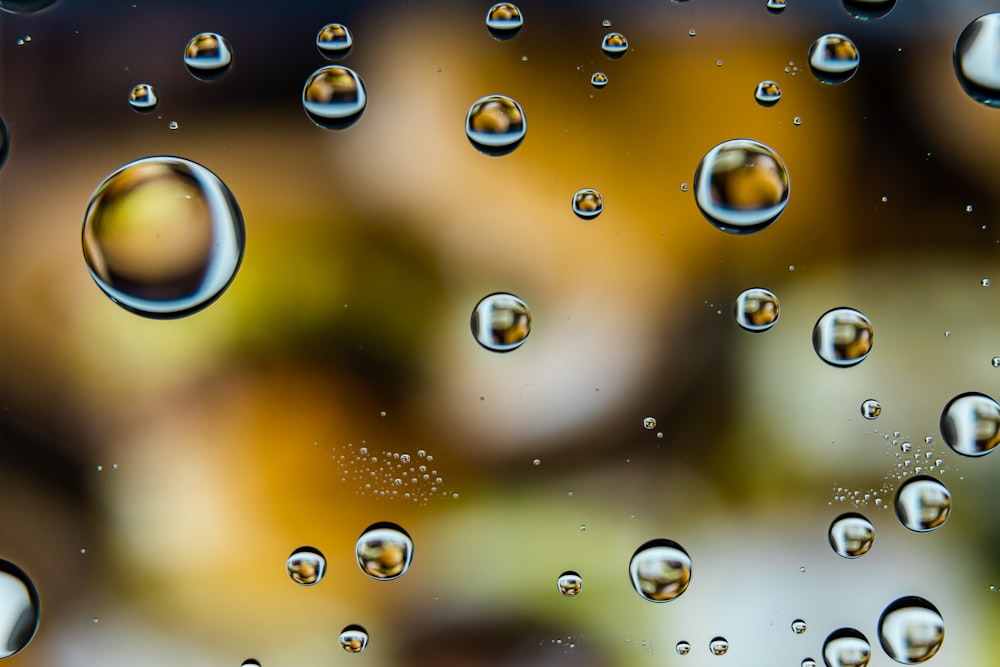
left=808, top=33, right=860, bottom=84
left=356, top=522, right=414, bottom=580
left=894, top=475, right=951, bottom=532
left=734, top=288, right=780, bottom=332
left=572, top=188, right=604, bottom=218
left=286, top=547, right=326, bottom=586
left=339, top=624, right=369, bottom=653
left=302, top=65, right=367, bottom=129
left=877, top=596, right=944, bottom=664
left=316, top=23, right=353, bottom=58
left=754, top=80, right=782, bottom=106
left=128, top=83, right=158, bottom=112
left=465, top=95, right=526, bottom=156
left=183, top=32, right=232, bottom=80
left=557, top=571, right=583, bottom=596
left=822, top=628, right=871, bottom=667
left=954, top=14, right=1000, bottom=108
left=601, top=32, right=628, bottom=58
left=629, top=539, right=692, bottom=602
left=709, top=637, right=729, bottom=655
left=812, top=308, right=874, bottom=367
left=861, top=399, right=882, bottom=420
left=471, top=293, right=532, bottom=352
left=486, top=3, right=523, bottom=40
left=0, top=559, right=40, bottom=659
left=939, top=392, right=1000, bottom=457
left=694, top=139, right=790, bottom=234
left=828, top=512, right=875, bottom=558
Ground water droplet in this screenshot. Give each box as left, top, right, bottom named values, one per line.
left=676, top=641, right=691, bottom=655
left=734, top=288, right=780, bottom=332
left=802, top=660, right=817, bottom=667
left=811, top=308, right=873, bottom=367
left=168, top=120, right=179, bottom=130
left=828, top=512, right=875, bottom=558
left=532, top=458, right=541, bottom=466
left=573, top=188, right=604, bottom=218
left=861, top=399, right=882, bottom=420
left=643, top=417, right=657, bottom=430
left=680, top=182, right=690, bottom=192
left=954, top=13, right=1000, bottom=108
left=183, top=32, right=232, bottom=80
left=339, top=624, right=369, bottom=654
left=0, top=116, right=9, bottom=171
left=579, top=524, right=587, bottom=532
left=793, top=116, right=802, bottom=125
left=601, top=32, right=628, bottom=59
left=709, top=637, right=729, bottom=655
left=628, top=539, right=692, bottom=602
left=316, top=23, right=353, bottom=59
left=823, top=628, right=871, bottom=667
left=877, top=596, right=944, bottom=664
left=602, top=19, right=611, bottom=28
left=590, top=72, right=609, bottom=89
left=302, top=65, right=367, bottom=130
left=766, top=0, right=787, bottom=14
left=895, top=475, right=951, bottom=532
left=982, top=278, right=990, bottom=287
left=241, top=660, right=261, bottom=666
left=128, top=83, right=158, bottom=112
left=471, top=292, right=531, bottom=352
left=0, top=560, right=40, bottom=658
left=688, top=28, right=697, bottom=37
left=486, top=3, right=523, bottom=40
left=465, top=95, right=526, bottom=156
left=0, top=1, right=56, bottom=13
left=940, top=392, right=1000, bottom=457
left=557, top=571, right=583, bottom=596
left=694, top=139, right=790, bottom=234
left=81, top=156, right=245, bottom=318
left=808, top=34, right=860, bottom=85
left=286, top=547, right=326, bottom=585
left=842, top=0, right=895, bottom=21
left=356, top=522, right=413, bottom=580
left=792, top=619, right=808, bottom=634
left=992, top=357, right=1000, bottom=368
left=754, top=80, right=782, bottom=106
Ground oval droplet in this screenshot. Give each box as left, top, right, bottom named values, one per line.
left=81, top=156, right=245, bottom=318
left=822, top=628, right=871, bottom=667
left=465, top=95, right=526, bottom=156
left=894, top=475, right=951, bottom=533
left=808, top=34, right=860, bottom=85
left=842, top=0, right=895, bottom=21
left=302, top=65, right=367, bottom=130
left=590, top=72, right=609, bottom=89
left=286, top=546, right=326, bottom=586
left=694, top=139, right=790, bottom=234
left=828, top=512, right=875, bottom=558
left=128, top=83, right=159, bottom=113
left=877, top=596, right=944, bottom=664
left=954, top=14, right=1000, bottom=108
left=792, top=619, right=808, bottom=635
left=676, top=641, right=691, bottom=655
left=485, top=3, right=523, bottom=40
left=709, top=637, right=729, bottom=655
left=316, top=23, right=353, bottom=59
left=939, top=392, right=1000, bottom=457
left=734, top=288, right=780, bottom=332
left=557, top=571, right=583, bottom=597
left=766, top=0, right=787, bottom=14
left=0, top=1, right=56, bottom=14
left=471, top=292, right=532, bottom=352
left=861, top=399, right=882, bottom=420
left=628, top=538, right=692, bottom=602
left=339, top=624, right=369, bottom=654
left=183, top=32, right=232, bottom=80
left=0, top=559, right=40, bottom=658
left=601, top=32, right=628, bottom=58
left=573, top=188, right=604, bottom=218
left=356, top=522, right=413, bottom=580
left=811, top=308, right=874, bottom=367
left=754, top=80, right=782, bottom=107
left=0, top=116, right=9, bottom=171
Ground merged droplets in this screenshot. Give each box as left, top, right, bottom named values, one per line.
left=356, top=522, right=413, bottom=580
left=828, top=512, right=875, bottom=558
left=0, top=559, right=40, bottom=658
left=601, top=32, right=628, bottom=59
left=572, top=188, right=604, bottom=219
left=734, top=288, right=780, bottom=332
left=694, top=139, right=790, bottom=234
left=877, top=596, right=944, bottom=664
left=894, top=476, right=951, bottom=533
left=557, top=571, right=583, bottom=597
left=81, top=156, right=245, bottom=318
left=302, top=66, right=367, bottom=130
left=183, top=32, right=233, bottom=80
left=127, top=83, right=159, bottom=113
left=954, top=14, right=1000, bottom=108
left=812, top=308, right=874, bottom=367
left=465, top=95, right=526, bottom=156
left=709, top=637, right=729, bottom=655
left=316, top=23, right=353, bottom=59
left=471, top=292, right=532, bottom=352
left=940, top=392, right=1000, bottom=457
left=823, top=628, right=871, bottom=667
left=286, top=547, right=326, bottom=586
left=808, top=34, right=860, bottom=85
left=861, top=399, right=882, bottom=420
left=628, top=538, right=692, bottom=602
left=339, top=624, right=369, bottom=654
left=590, top=72, right=609, bottom=89
left=842, top=0, right=895, bottom=21
left=485, top=3, right=523, bottom=40
left=754, top=80, right=782, bottom=106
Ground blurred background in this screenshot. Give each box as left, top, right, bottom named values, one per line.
left=0, top=0, right=998, bottom=665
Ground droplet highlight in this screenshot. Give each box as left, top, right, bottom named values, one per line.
left=471, top=292, right=531, bottom=352
left=694, top=139, right=790, bottom=234
left=894, top=475, right=951, bottom=533
left=557, top=571, right=583, bottom=597
left=822, top=628, right=871, bottom=667
left=754, top=80, right=782, bottom=106
left=339, top=624, right=369, bottom=654
left=601, top=32, right=628, bottom=59
left=734, top=288, right=780, bottom=332
left=828, top=512, right=875, bottom=558
left=128, top=83, right=158, bottom=113
left=808, top=34, right=860, bottom=85
left=954, top=14, right=1000, bottom=108
left=485, top=3, right=523, bottom=40
left=302, top=66, right=367, bottom=130
left=877, top=596, right=944, bottom=664
left=183, top=32, right=232, bottom=80
left=465, top=95, right=526, bottom=156
left=861, top=399, right=882, bottom=420
left=356, top=522, right=413, bottom=580
left=939, top=392, right=1000, bottom=457
left=316, top=23, right=353, bottom=59
left=812, top=308, right=874, bottom=367
left=0, top=559, right=40, bottom=658
left=709, top=637, right=729, bottom=655
left=628, top=538, right=692, bottom=602
left=286, top=547, right=326, bottom=586
left=572, top=188, right=604, bottom=218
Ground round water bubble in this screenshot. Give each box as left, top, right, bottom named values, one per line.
left=590, top=72, right=609, bottom=89
left=356, top=522, right=413, bottom=580
left=485, top=3, right=523, bottom=40
left=0, top=1, right=56, bottom=13
left=628, top=538, right=692, bottom=602
left=573, top=188, right=604, bottom=219
left=471, top=292, right=531, bottom=352
left=894, top=475, right=951, bottom=533
left=676, top=641, right=691, bottom=655
left=302, top=66, right=367, bottom=130
left=81, top=156, right=245, bottom=319
left=316, top=23, right=353, bottom=59
left=734, top=288, right=780, bottom=332
left=792, top=619, right=808, bottom=635
left=128, top=83, right=159, bottom=113
left=861, top=399, right=882, bottom=420
left=954, top=14, right=1000, bottom=108
left=183, top=32, right=232, bottom=80
left=754, top=80, right=782, bottom=107
left=812, top=308, right=873, bottom=367
left=557, top=571, right=583, bottom=597
left=940, top=392, right=1000, bottom=457
left=823, top=628, right=871, bottom=667
left=0, top=559, right=40, bottom=658
left=709, top=637, right=729, bottom=655
left=828, top=512, right=875, bottom=558
left=465, top=95, right=526, bottom=156
left=766, top=0, right=787, bottom=14
left=694, top=139, right=790, bottom=234
left=0, top=116, right=9, bottom=171
left=286, top=546, right=326, bottom=586
left=601, top=32, right=628, bottom=59
left=842, top=0, right=895, bottom=21
left=339, top=624, right=369, bottom=654
left=877, top=596, right=944, bottom=664
left=808, top=34, right=860, bottom=85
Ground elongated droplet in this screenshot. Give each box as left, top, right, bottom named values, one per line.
left=316, top=23, right=353, bottom=59
left=629, top=538, right=692, bottom=602
left=356, top=522, right=413, bottom=580
left=128, top=83, right=159, bottom=112
left=183, top=32, right=232, bottom=80
left=694, top=139, right=790, bottom=234
left=877, top=596, right=944, bottom=664
left=471, top=293, right=531, bottom=352
left=735, top=288, right=779, bottom=332
left=0, top=559, right=40, bottom=658
left=465, top=95, right=526, bottom=156
left=954, top=14, right=1000, bottom=108
left=302, top=65, right=367, bottom=130
left=808, top=34, right=860, bottom=84
left=339, top=624, right=369, bottom=653
left=894, top=475, right=951, bottom=532
left=822, top=628, right=871, bottom=667
left=940, top=392, right=1000, bottom=457
left=286, top=547, right=326, bottom=586
left=828, top=512, right=875, bottom=558
left=486, top=3, right=523, bottom=40
left=812, top=308, right=873, bottom=367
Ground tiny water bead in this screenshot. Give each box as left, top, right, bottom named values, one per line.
left=828, top=512, right=875, bottom=558
left=766, top=0, right=787, bottom=14
left=465, top=95, right=526, bottom=156
left=356, top=522, right=413, bottom=580
left=861, top=399, right=882, bottom=420
left=485, top=3, right=523, bottom=40
left=734, top=288, right=779, bottom=332
left=808, top=34, right=860, bottom=85
left=557, top=571, right=583, bottom=597
left=877, top=596, right=944, bottom=664
left=842, top=0, right=895, bottom=21
left=302, top=66, right=367, bottom=130
left=676, top=641, right=691, bottom=655
left=316, top=23, right=353, bottom=58
left=286, top=547, right=326, bottom=585
left=993, top=357, right=1000, bottom=368
left=822, top=628, right=871, bottom=667
left=628, top=538, right=692, bottom=602
left=590, top=72, right=609, bottom=89
left=894, top=475, right=951, bottom=532
left=339, top=624, right=369, bottom=654
left=709, top=637, right=729, bottom=655
left=792, top=619, right=808, bottom=635
left=127, top=83, right=158, bottom=113
left=81, top=156, right=245, bottom=318
left=183, top=32, right=232, bottom=80
left=573, top=188, right=604, bottom=218
left=0, top=559, right=40, bottom=658
left=939, top=392, right=1000, bottom=457
left=642, top=417, right=656, bottom=430
left=471, top=292, right=531, bottom=352
left=601, top=32, right=628, bottom=59
left=812, top=308, right=874, bottom=367
left=693, top=139, right=790, bottom=234
left=754, top=80, right=782, bottom=106
left=954, top=13, right=1000, bottom=108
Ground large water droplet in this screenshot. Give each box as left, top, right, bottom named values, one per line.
left=302, top=66, right=367, bottom=130
left=734, top=288, right=780, bottom=332
left=471, top=292, right=531, bottom=352
left=557, top=571, right=583, bottom=597
left=572, top=188, right=604, bottom=219
left=766, top=0, right=787, bottom=14
left=676, top=641, right=691, bottom=655
left=940, top=392, right=1000, bottom=457
left=486, top=3, right=523, bottom=40
left=709, top=637, right=729, bottom=655
left=894, top=475, right=951, bottom=533
left=861, top=399, right=882, bottom=420
left=0, top=560, right=40, bottom=658
left=316, top=23, right=353, bottom=59
left=183, top=32, right=233, bottom=80
left=877, top=596, right=944, bottom=664
left=808, top=34, right=860, bottom=85
left=356, top=522, right=413, bottom=580
left=792, top=619, right=808, bottom=634
left=842, top=0, right=895, bottom=21
left=128, top=83, right=159, bottom=113
left=954, top=13, right=1000, bottom=108
left=590, top=72, right=609, bottom=89
left=694, top=139, right=790, bottom=234
left=81, top=156, right=245, bottom=318
left=812, top=308, right=874, bottom=367
left=0, top=116, right=9, bottom=171
left=628, top=539, right=692, bottom=602
left=0, top=1, right=56, bottom=14
left=823, top=628, right=871, bottom=667
left=828, top=512, right=875, bottom=558
left=286, top=547, right=326, bottom=586
left=601, top=32, right=628, bottom=59
left=754, top=80, right=782, bottom=106
left=465, top=95, right=526, bottom=156
left=339, top=624, right=369, bottom=653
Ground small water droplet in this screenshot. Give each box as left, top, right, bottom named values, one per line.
left=808, top=34, right=860, bottom=85
left=754, top=80, right=782, bottom=106
left=829, top=512, right=875, bottom=558
left=901, top=441, right=912, bottom=453
left=802, top=660, right=817, bottom=667
left=861, top=399, right=882, bottom=420
left=601, top=32, right=628, bottom=59
left=471, top=292, right=531, bottom=352
left=579, top=524, right=587, bottom=532
left=557, top=571, right=583, bottom=596
left=183, top=32, right=232, bottom=80
left=793, top=116, right=802, bottom=125
left=688, top=28, right=697, bottom=37
left=981, top=278, right=990, bottom=287
left=0, top=560, right=39, bottom=658
left=486, top=3, right=523, bottom=40
left=877, top=596, right=944, bottom=664
left=643, top=417, right=657, bottom=430
left=895, top=475, right=951, bottom=532
left=992, top=357, right=1000, bottom=368
left=812, top=308, right=874, bottom=367
left=800, top=566, right=806, bottom=573
left=465, top=95, right=526, bottom=156
left=709, top=637, right=729, bottom=655
left=792, top=619, right=808, bottom=635
left=128, top=83, right=158, bottom=112
left=316, top=23, right=353, bottom=59
left=966, top=204, right=974, bottom=213
left=940, top=392, right=1000, bottom=457
left=590, top=71, right=609, bottom=89
left=716, top=59, right=724, bottom=67
left=766, top=0, right=787, bottom=14
left=954, top=14, right=1000, bottom=108
left=302, top=65, right=367, bottom=129
left=573, top=188, right=604, bottom=218
left=694, top=139, right=790, bottom=234
left=842, top=0, right=895, bottom=21
left=822, top=628, right=871, bottom=667
left=400, top=453, right=411, bottom=464
left=629, top=539, right=692, bottom=602
left=680, top=182, right=689, bottom=192
left=532, top=458, right=541, bottom=466
left=339, top=624, right=369, bottom=653
left=734, top=287, right=780, bottom=332
left=356, top=522, right=413, bottom=580
left=286, top=547, right=326, bottom=585
left=168, top=120, right=179, bottom=130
